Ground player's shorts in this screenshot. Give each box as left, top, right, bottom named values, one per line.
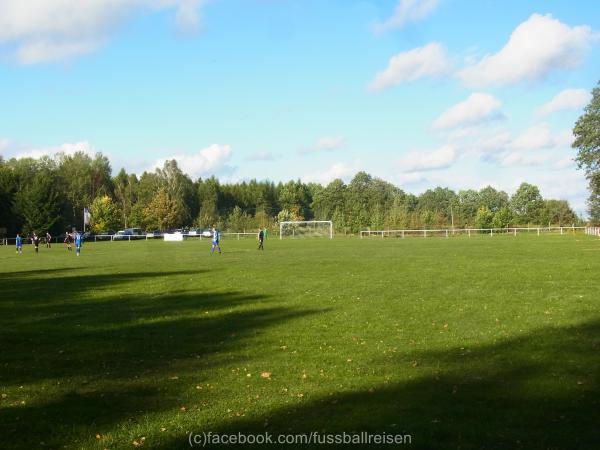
left=212, top=240, right=219, bottom=245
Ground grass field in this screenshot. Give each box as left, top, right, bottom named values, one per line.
left=1, top=234, right=599, bottom=449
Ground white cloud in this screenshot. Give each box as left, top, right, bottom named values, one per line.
left=245, top=151, right=275, bottom=162
left=301, top=136, right=346, bottom=154
left=0, top=0, right=206, bottom=64
left=368, top=42, right=452, bottom=91
left=536, top=88, right=592, bottom=117
left=0, top=137, right=11, bottom=153
left=302, top=162, right=357, bottom=184
left=497, top=152, right=552, bottom=167
left=433, top=93, right=503, bottom=129
left=397, top=145, right=457, bottom=172
left=374, top=0, right=439, bottom=34
left=171, top=0, right=204, bottom=34
left=509, top=123, right=573, bottom=150
left=152, top=144, right=233, bottom=178
left=394, top=171, right=427, bottom=186
left=439, top=120, right=575, bottom=171
left=458, top=14, right=595, bottom=87
left=509, top=123, right=555, bottom=150
left=14, top=141, right=97, bottom=159
left=16, top=39, right=103, bottom=65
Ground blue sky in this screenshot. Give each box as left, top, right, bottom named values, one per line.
left=1, top=0, right=599, bottom=214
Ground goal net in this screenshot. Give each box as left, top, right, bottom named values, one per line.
left=279, top=220, right=333, bottom=239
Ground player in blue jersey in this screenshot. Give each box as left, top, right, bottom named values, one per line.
left=75, top=231, right=83, bottom=256
left=16, top=233, right=23, bottom=254
left=211, top=227, right=221, bottom=254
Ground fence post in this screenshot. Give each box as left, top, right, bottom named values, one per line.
left=446, top=229, right=448, bottom=238
left=490, top=229, right=493, bottom=237
left=537, top=228, right=540, bottom=236
left=424, top=230, right=427, bottom=238
left=468, top=229, right=471, bottom=238
left=402, top=230, right=404, bottom=239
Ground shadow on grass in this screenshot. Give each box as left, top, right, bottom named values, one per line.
left=0, top=270, right=324, bottom=449
left=171, top=320, right=599, bottom=450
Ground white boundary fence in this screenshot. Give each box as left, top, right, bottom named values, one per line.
left=0, top=232, right=266, bottom=245
left=2, top=226, right=598, bottom=245
left=585, top=227, right=600, bottom=236
left=360, top=226, right=588, bottom=238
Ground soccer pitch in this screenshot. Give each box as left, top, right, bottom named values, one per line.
left=1, top=235, right=598, bottom=449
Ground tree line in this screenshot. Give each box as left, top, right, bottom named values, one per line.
left=0, top=153, right=581, bottom=237
left=573, top=80, right=600, bottom=223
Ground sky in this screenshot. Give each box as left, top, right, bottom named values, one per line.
left=0, top=0, right=599, bottom=215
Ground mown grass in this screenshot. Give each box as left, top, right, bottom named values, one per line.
left=0, top=234, right=599, bottom=449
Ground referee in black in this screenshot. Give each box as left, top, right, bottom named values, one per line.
left=257, top=228, right=264, bottom=250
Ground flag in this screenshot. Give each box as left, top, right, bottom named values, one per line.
left=84, top=208, right=91, bottom=225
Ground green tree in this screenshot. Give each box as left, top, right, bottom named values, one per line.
left=128, top=203, right=148, bottom=229
left=510, top=183, right=543, bottom=224
left=113, top=169, right=138, bottom=228
left=539, top=199, right=577, bottom=226
left=474, top=206, right=494, bottom=229
left=573, top=82, right=600, bottom=173
left=226, top=205, right=254, bottom=231
left=197, top=177, right=220, bottom=226
left=492, top=207, right=513, bottom=229
left=420, top=210, right=435, bottom=229
left=312, top=179, right=346, bottom=220
left=455, top=189, right=481, bottom=227
left=144, top=187, right=187, bottom=231
left=0, top=160, right=16, bottom=234
left=57, top=152, right=93, bottom=228
left=572, top=82, right=600, bottom=221
left=479, top=186, right=509, bottom=213
left=277, top=180, right=311, bottom=219
left=89, top=195, right=121, bottom=233
left=14, top=172, right=62, bottom=235
left=587, top=173, right=600, bottom=223
left=277, top=208, right=300, bottom=223
left=156, top=160, right=194, bottom=224
left=346, top=172, right=374, bottom=232
left=417, top=187, right=457, bottom=223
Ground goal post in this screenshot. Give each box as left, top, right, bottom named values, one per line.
left=279, top=220, right=333, bottom=239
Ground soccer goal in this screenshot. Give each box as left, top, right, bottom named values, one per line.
left=279, top=220, right=333, bottom=239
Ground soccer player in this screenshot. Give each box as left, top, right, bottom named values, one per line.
left=46, top=231, right=52, bottom=248
left=64, top=231, right=72, bottom=251
left=211, top=227, right=221, bottom=254
left=15, top=233, right=23, bottom=254
left=75, top=231, right=83, bottom=256
left=257, top=228, right=264, bottom=250
left=32, top=232, right=40, bottom=253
